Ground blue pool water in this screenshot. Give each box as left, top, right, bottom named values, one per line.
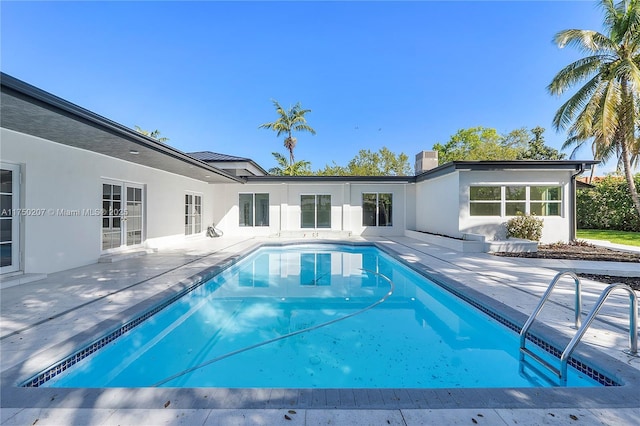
left=43, top=244, right=599, bottom=388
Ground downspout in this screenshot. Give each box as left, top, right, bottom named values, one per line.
left=569, top=163, right=586, bottom=241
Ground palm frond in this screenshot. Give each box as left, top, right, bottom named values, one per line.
left=554, top=29, right=617, bottom=53
left=292, top=123, right=317, bottom=135
left=616, top=56, right=640, bottom=91
left=551, top=74, right=604, bottom=130
left=622, top=0, right=640, bottom=44
left=598, top=78, right=622, bottom=140
left=562, top=85, right=606, bottom=146
left=600, top=0, right=619, bottom=30
left=548, top=55, right=608, bottom=95
left=271, top=151, right=289, bottom=168
left=562, top=133, right=591, bottom=156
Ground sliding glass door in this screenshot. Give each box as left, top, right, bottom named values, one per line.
left=301, top=194, right=331, bottom=228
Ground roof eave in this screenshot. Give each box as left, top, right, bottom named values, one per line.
left=1, top=73, right=243, bottom=184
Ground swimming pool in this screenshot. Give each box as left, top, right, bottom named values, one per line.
left=34, top=244, right=601, bottom=388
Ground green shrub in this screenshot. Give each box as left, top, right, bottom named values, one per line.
left=505, top=213, right=544, bottom=241
left=577, top=174, right=640, bottom=232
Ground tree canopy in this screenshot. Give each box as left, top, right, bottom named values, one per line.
left=517, top=126, right=565, bottom=160
left=316, top=147, right=411, bottom=176
left=432, top=126, right=565, bottom=165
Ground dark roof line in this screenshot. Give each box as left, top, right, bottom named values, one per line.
left=188, top=151, right=252, bottom=162
left=187, top=151, right=269, bottom=175
left=245, top=175, right=415, bottom=183
left=415, top=160, right=600, bottom=182
left=0, top=73, right=243, bottom=183
left=247, top=160, right=599, bottom=183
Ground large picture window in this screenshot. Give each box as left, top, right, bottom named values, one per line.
left=301, top=194, right=331, bottom=228
left=362, top=193, right=393, bottom=226
left=239, top=193, right=269, bottom=227
left=470, top=185, right=562, bottom=217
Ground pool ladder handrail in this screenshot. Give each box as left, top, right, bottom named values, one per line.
left=519, top=272, right=638, bottom=386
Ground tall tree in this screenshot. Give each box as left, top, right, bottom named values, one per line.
left=432, top=127, right=521, bottom=164
left=268, top=152, right=312, bottom=176
left=549, top=0, right=640, bottom=217
left=316, top=147, right=411, bottom=176
left=259, top=100, right=316, bottom=164
left=134, top=125, right=169, bottom=143
left=433, top=126, right=566, bottom=164
left=518, top=126, right=566, bottom=160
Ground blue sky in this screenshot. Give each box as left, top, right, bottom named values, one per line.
left=1, top=1, right=620, bottom=175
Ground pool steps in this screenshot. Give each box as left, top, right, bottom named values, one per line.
left=520, top=271, right=638, bottom=386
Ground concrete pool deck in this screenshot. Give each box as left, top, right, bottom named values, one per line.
left=1, top=236, right=638, bottom=425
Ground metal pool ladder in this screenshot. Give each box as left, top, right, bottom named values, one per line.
left=519, top=271, right=638, bottom=386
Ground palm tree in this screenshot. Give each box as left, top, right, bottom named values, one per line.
left=259, top=100, right=316, bottom=164
left=549, top=0, right=640, bottom=217
left=134, top=126, right=169, bottom=143
left=268, top=152, right=311, bottom=176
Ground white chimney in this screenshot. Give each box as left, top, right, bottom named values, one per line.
left=415, top=151, right=438, bottom=175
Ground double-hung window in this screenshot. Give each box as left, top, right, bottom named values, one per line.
left=239, top=193, right=269, bottom=227
left=362, top=193, right=393, bottom=226
left=301, top=195, right=331, bottom=228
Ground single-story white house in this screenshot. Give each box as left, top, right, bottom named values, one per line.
left=0, top=73, right=597, bottom=277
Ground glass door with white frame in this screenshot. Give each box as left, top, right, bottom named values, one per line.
left=184, top=193, right=202, bottom=235
left=102, top=182, right=144, bottom=251
left=0, top=163, right=20, bottom=273
left=126, top=185, right=143, bottom=245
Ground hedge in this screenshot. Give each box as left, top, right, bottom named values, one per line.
left=577, top=174, right=640, bottom=232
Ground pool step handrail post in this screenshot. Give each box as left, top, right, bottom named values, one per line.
left=518, top=271, right=581, bottom=380
left=519, top=272, right=582, bottom=355
left=559, top=283, right=638, bottom=386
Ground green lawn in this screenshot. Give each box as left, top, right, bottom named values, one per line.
left=576, top=229, right=640, bottom=247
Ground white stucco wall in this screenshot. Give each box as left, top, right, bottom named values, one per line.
left=213, top=183, right=282, bottom=236
left=1, top=128, right=214, bottom=274
left=1, top=123, right=580, bottom=276
left=215, top=181, right=410, bottom=237
left=348, top=183, right=409, bottom=236
left=458, top=170, right=573, bottom=243
left=415, top=172, right=461, bottom=237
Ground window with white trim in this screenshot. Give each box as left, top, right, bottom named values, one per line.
left=469, top=185, right=562, bottom=217
left=362, top=193, right=393, bottom=226
left=530, top=186, right=562, bottom=216
left=239, top=193, right=269, bottom=227
left=469, top=187, right=501, bottom=216
left=301, top=194, right=331, bottom=228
